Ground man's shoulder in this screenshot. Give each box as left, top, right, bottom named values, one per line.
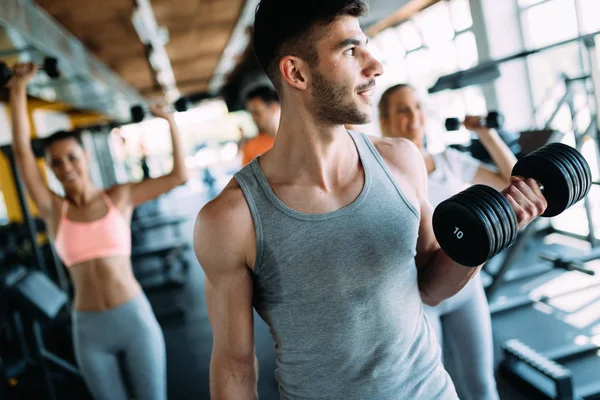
left=198, top=178, right=249, bottom=223
left=365, top=135, right=422, bottom=170
left=193, top=178, right=255, bottom=271
left=195, top=178, right=253, bottom=242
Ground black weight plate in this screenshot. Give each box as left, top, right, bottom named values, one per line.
left=568, top=146, right=592, bottom=200
left=463, top=186, right=504, bottom=257
left=535, top=147, right=577, bottom=211
left=480, top=185, right=519, bottom=248
left=130, top=105, right=145, bottom=123
left=534, top=147, right=577, bottom=209
left=512, top=152, right=570, bottom=217
left=551, top=143, right=592, bottom=202
left=566, top=144, right=593, bottom=198
left=445, top=118, right=461, bottom=131
left=476, top=185, right=517, bottom=249
left=432, top=198, right=493, bottom=267
left=43, top=57, right=60, bottom=79
left=470, top=185, right=514, bottom=252
left=460, top=189, right=499, bottom=258
left=486, top=111, right=504, bottom=129
left=451, top=192, right=497, bottom=262
left=0, top=62, right=11, bottom=86
left=547, top=144, right=584, bottom=208
left=546, top=143, right=585, bottom=206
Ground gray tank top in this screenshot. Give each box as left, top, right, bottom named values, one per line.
left=234, top=131, right=457, bottom=400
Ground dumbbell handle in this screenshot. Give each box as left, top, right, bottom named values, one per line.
left=539, top=251, right=595, bottom=276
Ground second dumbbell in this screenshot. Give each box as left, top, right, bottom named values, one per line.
left=130, top=97, right=191, bottom=123
left=0, top=57, right=61, bottom=86
left=445, top=111, right=504, bottom=131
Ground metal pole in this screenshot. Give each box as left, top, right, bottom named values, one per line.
left=429, top=31, right=600, bottom=93
left=566, top=78, right=598, bottom=248
left=32, top=321, right=57, bottom=400
left=1, top=147, right=48, bottom=275
left=583, top=36, right=600, bottom=169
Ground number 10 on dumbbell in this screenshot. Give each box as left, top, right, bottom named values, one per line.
left=433, top=142, right=592, bottom=267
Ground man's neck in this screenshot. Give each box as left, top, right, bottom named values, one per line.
left=260, top=107, right=360, bottom=191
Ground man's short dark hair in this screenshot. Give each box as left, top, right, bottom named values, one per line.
left=245, top=85, right=280, bottom=105
left=43, top=130, right=83, bottom=151
left=253, top=0, right=368, bottom=92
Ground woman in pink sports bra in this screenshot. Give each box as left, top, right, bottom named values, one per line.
left=9, top=63, right=188, bottom=400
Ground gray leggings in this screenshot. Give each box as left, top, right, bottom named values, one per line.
left=424, top=275, right=499, bottom=400
left=72, top=293, right=166, bottom=400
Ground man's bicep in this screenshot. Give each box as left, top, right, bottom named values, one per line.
left=415, top=195, right=440, bottom=270
left=194, top=208, right=256, bottom=365
left=203, top=260, right=255, bottom=362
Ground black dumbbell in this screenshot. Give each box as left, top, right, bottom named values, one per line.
left=0, top=57, right=61, bottom=86
left=445, top=111, right=504, bottom=131
left=130, top=97, right=190, bottom=123
left=432, top=142, right=592, bottom=267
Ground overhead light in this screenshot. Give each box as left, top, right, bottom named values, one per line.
left=131, top=0, right=179, bottom=100
left=209, top=0, right=260, bottom=93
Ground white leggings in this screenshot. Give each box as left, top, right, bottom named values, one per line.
left=424, top=275, right=499, bottom=400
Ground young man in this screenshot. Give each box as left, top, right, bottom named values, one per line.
left=241, top=85, right=281, bottom=166
left=193, top=1, right=547, bottom=399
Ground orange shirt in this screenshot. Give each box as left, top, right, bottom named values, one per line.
left=242, top=133, right=275, bottom=166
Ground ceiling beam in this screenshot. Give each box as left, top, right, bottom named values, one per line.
left=208, top=0, right=256, bottom=94
left=0, top=0, right=145, bottom=120
left=365, top=0, right=441, bottom=37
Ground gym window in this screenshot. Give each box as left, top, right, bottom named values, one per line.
left=370, top=0, right=485, bottom=148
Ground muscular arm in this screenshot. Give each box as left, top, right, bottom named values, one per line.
left=193, top=183, right=258, bottom=399
left=128, top=111, right=188, bottom=207
left=377, top=137, right=546, bottom=306
left=9, top=78, right=55, bottom=219
left=471, top=125, right=518, bottom=190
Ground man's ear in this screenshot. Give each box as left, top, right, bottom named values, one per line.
left=280, top=56, right=310, bottom=91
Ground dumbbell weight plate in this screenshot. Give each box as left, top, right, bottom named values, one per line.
left=0, top=62, right=11, bottom=86
left=463, top=187, right=504, bottom=258
left=565, top=144, right=592, bottom=200
left=546, top=144, right=585, bottom=207
left=547, top=143, right=592, bottom=203
left=452, top=192, right=497, bottom=261
left=512, top=152, right=571, bottom=217
left=445, top=118, right=461, bottom=131
left=486, top=112, right=504, bottom=129
left=42, top=57, right=60, bottom=79
left=468, top=185, right=512, bottom=252
left=555, top=145, right=585, bottom=205
left=131, top=105, right=145, bottom=123
left=432, top=195, right=496, bottom=267
left=477, top=185, right=519, bottom=249
left=533, top=147, right=578, bottom=209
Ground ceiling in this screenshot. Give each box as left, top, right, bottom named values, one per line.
left=0, top=0, right=432, bottom=119
left=35, top=0, right=245, bottom=100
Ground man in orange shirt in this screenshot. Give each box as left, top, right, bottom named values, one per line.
left=241, top=85, right=281, bottom=166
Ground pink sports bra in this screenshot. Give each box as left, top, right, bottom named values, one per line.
left=54, top=192, right=132, bottom=267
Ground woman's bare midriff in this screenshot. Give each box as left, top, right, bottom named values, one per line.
left=68, top=255, right=142, bottom=311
